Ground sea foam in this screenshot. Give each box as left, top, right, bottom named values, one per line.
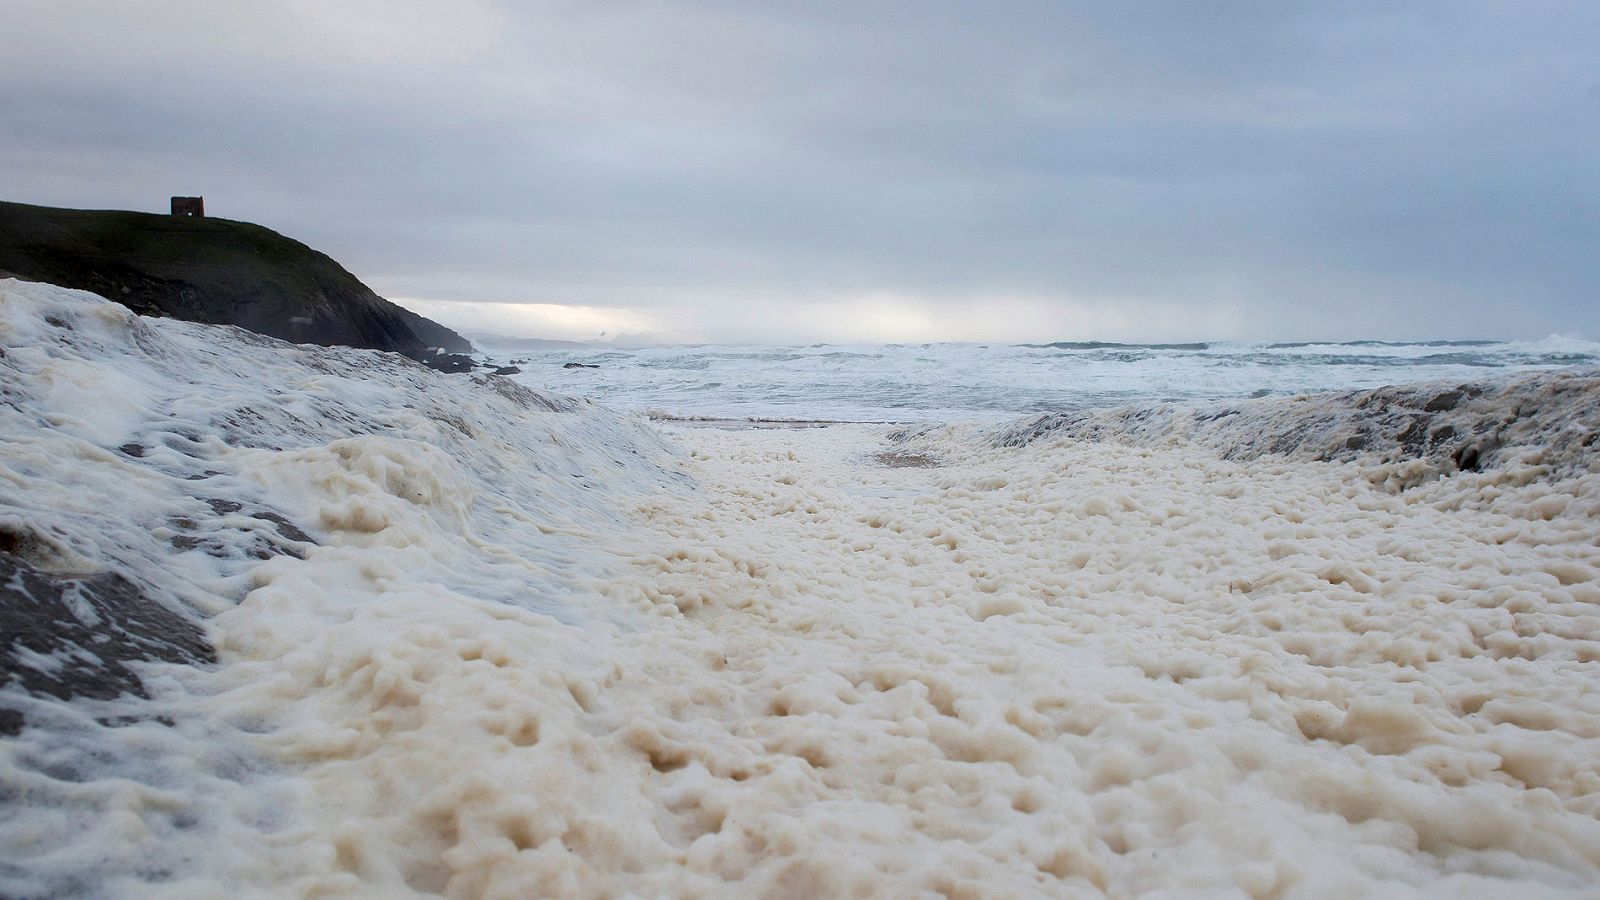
left=3, top=281, right=1599, bottom=896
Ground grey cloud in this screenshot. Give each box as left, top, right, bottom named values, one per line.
left=1, top=0, right=1595, bottom=341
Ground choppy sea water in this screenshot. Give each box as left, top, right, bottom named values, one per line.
left=484, top=336, right=1600, bottom=422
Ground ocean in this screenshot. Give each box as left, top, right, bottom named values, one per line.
left=481, top=336, right=1600, bottom=422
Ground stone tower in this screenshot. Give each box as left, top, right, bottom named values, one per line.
left=170, top=196, right=205, bottom=217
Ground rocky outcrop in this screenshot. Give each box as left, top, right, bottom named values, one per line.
left=0, top=200, right=473, bottom=370
left=986, top=370, right=1600, bottom=483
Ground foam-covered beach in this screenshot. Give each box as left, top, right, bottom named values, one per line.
left=3, top=281, right=1600, bottom=897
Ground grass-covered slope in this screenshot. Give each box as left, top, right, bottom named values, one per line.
left=0, top=200, right=471, bottom=363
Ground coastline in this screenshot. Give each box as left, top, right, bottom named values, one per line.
left=3, top=281, right=1598, bottom=896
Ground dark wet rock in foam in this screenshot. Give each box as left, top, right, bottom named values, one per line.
left=0, top=550, right=214, bottom=735
left=990, top=371, right=1600, bottom=482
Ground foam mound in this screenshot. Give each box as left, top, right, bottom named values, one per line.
left=3, top=281, right=1599, bottom=897
left=0, top=280, right=681, bottom=895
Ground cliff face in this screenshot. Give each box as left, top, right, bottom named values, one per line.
left=0, top=201, right=473, bottom=365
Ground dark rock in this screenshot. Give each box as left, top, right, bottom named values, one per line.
left=563, top=362, right=601, bottom=369
left=251, top=511, right=315, bottom=546
left=1424, top=390, right=1465, bottom=412
left=165, top=506, right=315, bottom=561
left=1395, top=415, right=1431, bottom=456
left=0, top=200, right=473, bottom=372
left=429, top=354, right=478, bottom=374
left=0, top=552, right=214, bottom=735
left=989, top=371, right=1600, bottom=482
left=493, top=366, right=523, bottom=376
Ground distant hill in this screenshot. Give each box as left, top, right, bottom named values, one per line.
left=466, top=332, right=600, bottom=351
left=0, top=201, right=473, bottom=367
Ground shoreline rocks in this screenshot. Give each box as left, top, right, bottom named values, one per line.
left=987, top=369, right=1600, bottom=483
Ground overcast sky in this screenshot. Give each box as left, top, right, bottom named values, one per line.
left=2, top=1, right=1596, bottom=343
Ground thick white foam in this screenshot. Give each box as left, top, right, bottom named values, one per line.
left=3, top=282, right=1599, bottom=896
left=0, top=280, right=681, bottom=895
